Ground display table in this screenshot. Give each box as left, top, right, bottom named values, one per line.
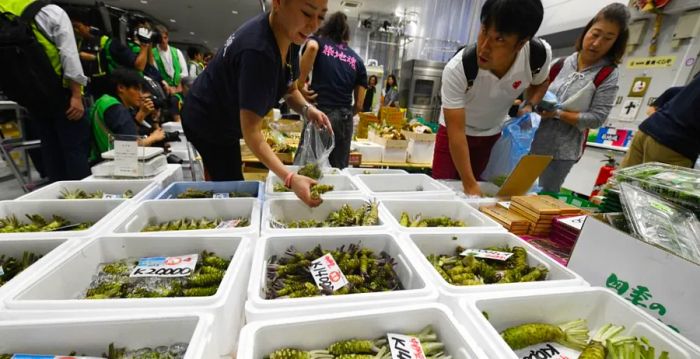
left=357, top=161, right=432, bottom=169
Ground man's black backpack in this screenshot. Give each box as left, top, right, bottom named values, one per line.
left=457, top=37, right=547, bottom=91
left=0, top=1, right=68, bottom=118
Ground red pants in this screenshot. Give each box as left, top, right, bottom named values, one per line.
left=431, top=125, right=501, bottom=181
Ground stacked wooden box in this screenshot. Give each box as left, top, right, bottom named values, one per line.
left=479, top=204, right=531, bottom=235
left=510, top=196, right=582, bottom=236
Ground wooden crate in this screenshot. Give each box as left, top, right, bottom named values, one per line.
left=357, top=112, right=379, bottom=138
left=379, top=107, right=406, bottom=127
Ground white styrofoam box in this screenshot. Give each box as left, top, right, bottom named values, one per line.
left=0, top=200, right=123, bottom=239
left=261, top=197, right=389, bottom=234
left=6, top=235, right=252, bottom=356
left=265, top=174, right=360, bottom=198
left=457, top=287, right=700, bottom=358
left=238, top=303, right=489, bottom=359
left=0, top=238, right=77, bottom=303
left=342, top=167, right=408, bottom=176
left=17, top=180, right=158, bottom=202
left=380, top=199, right=504, bottom=233
left=83, top=163, right=184, bottom=189
left=91, top=154, right=168, bottom=178
left=0, top=313, right=216, bottom=358
left=404, top=232, right=586, bottom=304
left=245, top=232, right=437, bottom=322
left=353, top=173, right=454, bottom=199
left=110, top=198, right=260, bottom=237
left=351, top=140, right=383, bottom=162
left=265, top=165, right=342, bottom=180
left=406, top=138, right=435, bottom=164
left=381, top=145, right=407, bottom=163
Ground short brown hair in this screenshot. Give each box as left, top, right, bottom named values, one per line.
left=576, top=3, right=630, bottom=64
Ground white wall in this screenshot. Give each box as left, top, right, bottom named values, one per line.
left=538, top=0, right=622, bottom=36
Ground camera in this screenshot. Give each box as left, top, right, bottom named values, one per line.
left=134, top=27, right=162, bottom=45
left=147, top=94, right=166, bottom=110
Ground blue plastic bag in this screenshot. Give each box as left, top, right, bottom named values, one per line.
left=481, top=113, right=541, bottom=183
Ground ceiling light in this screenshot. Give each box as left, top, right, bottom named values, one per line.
left=140, top=0, right=148, bottom=4
left=231, top=10, right=238, bottom=14
left=395, top=7, right=403, bottom=17
left=190, top=31, right=195, bottom=35
left=169, top=18, right=176, bottom=23
left=204, top=40, right=208, bottom=43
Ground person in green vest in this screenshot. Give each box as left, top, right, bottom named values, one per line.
left=187, top=46, right=205, bottom=79
left=153, top=24, right=188, bottom=122
left=89, top=68, right=165, bottom=162
left=0, top=0, right=91, bottom=182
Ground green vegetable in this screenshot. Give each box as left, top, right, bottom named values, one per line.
left=141, top=217, right=249, bottom=232
left=59, top=188, right=134, bottom=199
left=0, top=214, right=91, bottom=233
left=606, top=335, right=670, bottom=359
left=500, top=319, right=589, bottom=350
left=266, top=243, right=402, bottom=299
left=274, top=201, right=379, bottom=228
left=0, top=251, right=42, bottom=287
left=298, top=163, right=322, bottom=180
left=400, top=211, right=465, bottom=227
left=578, top=323, right=625, bottom=359
left=176, top=187, right=254, bottom=198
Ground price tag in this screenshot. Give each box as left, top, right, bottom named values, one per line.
left=215, top=219, right=242, bottom=229
left=514, top=342, right=578, bottom=359
left=387, top=334, right=425, bottom=359
left=213, top=193, right=230, bottom=199
left=309, top=253, right=348, bottom=291
left=498, top=201, right=511, bottom=209
left=558, top=215, right=587, bottom=231
left=0, top=265, right=4, bottom=277
left=130, top=254, right=198, bottom=278
left=460, top=248, right=513, bottom=261
left=113, top=140, right=139, bottom=177
left=102, top=193, right=121, bottom=199
left=12, top=356, right=100, bottom=359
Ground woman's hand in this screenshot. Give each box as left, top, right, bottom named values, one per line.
left=306, top=105, right=333, bottom=133
left=299, top=82, right=318, bottom=103
left=290, top=174, right=322, bottom=207
left=538, top=108, right=559, bottom=119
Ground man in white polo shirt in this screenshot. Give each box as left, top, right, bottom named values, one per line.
left=432, top=0, right=551, bottom=196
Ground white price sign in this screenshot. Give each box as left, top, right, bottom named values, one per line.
left=130, top=254, right=198, bottom=278
left=102, top=193, right=121, bottom=199
left=460, top=248, right=513, bottom=261
left=309, top=253, right=348, bottom=291
left=213, top=193, right=230, bottom=199
left=498, top=201, right=511, bottom=209
left=387, top=334, right=425, bottom=359
left=215, top=219, right=243, bottom=229
left=558, top=215, right=587, bottom=231
left=12, top=355, right=103, bottom=359
left=514, top=342, right=578, bottom=359
left=113, top=140, right=139, bottom=177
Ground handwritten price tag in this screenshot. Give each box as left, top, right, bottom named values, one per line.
left=102, top=193, right=121, bottom=199
left=213, top=193, right=230, bottom=199
left=113, top=140, right=139, bottom=177
left=558, top=215, right=587, bottom=231
left=460, top=248, right=513, bottom=261
left=514, top=342, right=577, bottom=359
left=309, top=253, right=348, bottom=291
left=130, top=254, right=198, bottom=278
left=387, top=334, right=425, bottom=359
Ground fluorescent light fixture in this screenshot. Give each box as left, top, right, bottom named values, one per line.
left=190, top=31, right=195, bottom=35
left=169, top=18, right=176, bottom=23
left=231, top=10, right=239, bottom=14
left=140, top=0, right=148, bottom=3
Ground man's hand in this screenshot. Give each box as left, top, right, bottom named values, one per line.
left=66, top=95, right=84, bottom=121
left=148, top=128, right=165, bottom=143
left=463, top=181, right=482, bottom=197
left=307, top=105, right=333, bottom=133
left=140, top=96, right=155, bottom=115
left=516, top=103, right=533, bottom=117
left=291, top=174, right=322, bottom=207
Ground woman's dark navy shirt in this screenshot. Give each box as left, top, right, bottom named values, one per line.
left=183, top=12, right=298, bottom=144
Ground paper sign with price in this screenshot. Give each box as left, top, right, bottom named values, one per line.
left=387, top=334, right=425, bottom=359
left=460, top=248, right=513, bottom=261
left=558, top=215, right=587, bottom=231
left=113, top=140, right=139, bottom=177
left=12, top=355, right=104, bottom=359
left=213, top=193, right=230, bottom=199
left=102, top=193, right=121, bottom=199
left=130, top=254, right=198, bottom=278
left=309, top=253, right=348, bottom=291
left=514, top=342, right=577, bottom=359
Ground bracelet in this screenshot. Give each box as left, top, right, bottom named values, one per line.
left=301, top=103, right=313, bottom=119
left=284, top=172, right=295, bottom=188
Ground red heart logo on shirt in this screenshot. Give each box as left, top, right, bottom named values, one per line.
left=512, top=80, right=522, bottom=89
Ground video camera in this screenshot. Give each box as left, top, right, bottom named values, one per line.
left=134, top=27, right=162, bottom=45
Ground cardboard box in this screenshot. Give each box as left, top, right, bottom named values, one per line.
left=569, top=217, right=700, bottom=344
left=406, top=138, right=434, bottom=164
left=401, top=130, right=436, bottom=142
left=379, top=107, right=406, bottom=127
left=367, top=130, right=408, bottom=163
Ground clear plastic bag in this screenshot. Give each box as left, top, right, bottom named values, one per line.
left=293, top=118, right=335, bottom=172
left=620, top=183, right=700, bottom=264
left=481, top=113, right=540, bottom=183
